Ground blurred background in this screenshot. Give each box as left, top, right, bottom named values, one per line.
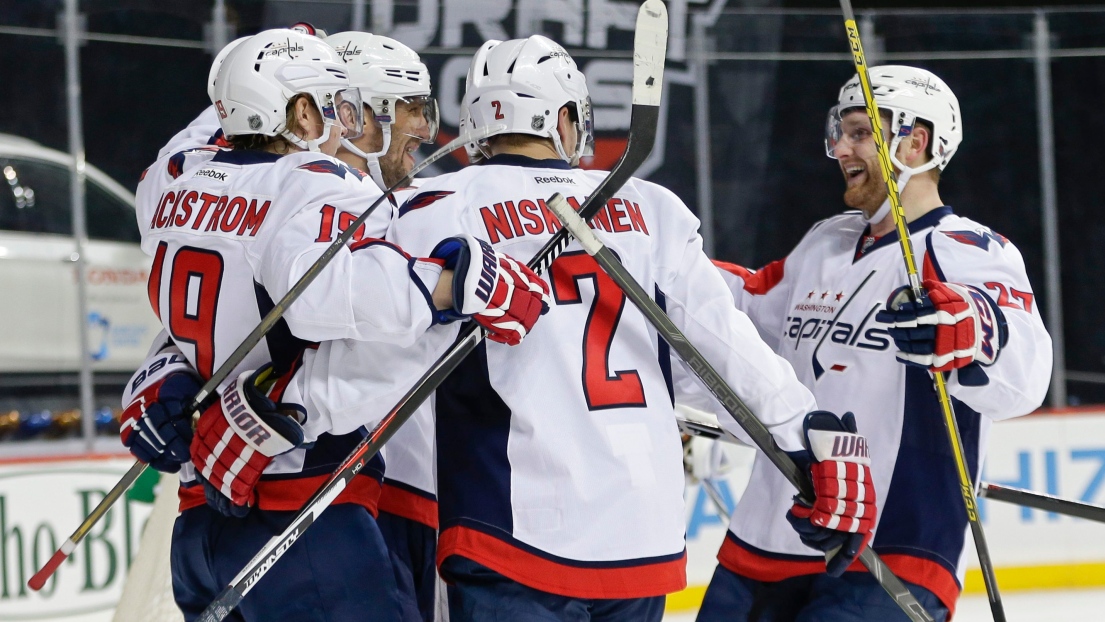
left=1, top=0, right=1101, bottom=452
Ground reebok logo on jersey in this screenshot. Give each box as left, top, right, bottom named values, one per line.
left=534, top=175, right=576, bottom=185
left=480, top=196, right=649, bottom=244
left=149, top=189, right=271, bottom=238
left=194, top=168, right=229, bottom=182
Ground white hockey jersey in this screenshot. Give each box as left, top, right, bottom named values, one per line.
left=711, top=207, right=1052, bottom=612
left=318, top=153, right=819, bottom=599
left=134, top=108, right=440, bottom=513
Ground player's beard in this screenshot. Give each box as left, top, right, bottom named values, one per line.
left=843, top=166, right=888, bottom=218
left=378, top=135, right=418, bottom=188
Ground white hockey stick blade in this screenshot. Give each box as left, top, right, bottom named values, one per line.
left=634, top=0, right=668, bottom=106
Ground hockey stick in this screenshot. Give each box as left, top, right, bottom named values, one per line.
left=194, top=4, right=668, bottom=620
left=683, top=418, right=1105, bottom=525
left=980, top=482, right=1105, bottom=523
left=27, top=124, right=503, bottom=592
left=547, top=196, right=936, bottom=622
left=836, top=2, right=1006, bottom=620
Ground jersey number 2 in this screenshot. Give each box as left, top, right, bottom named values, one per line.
left=551, top=251, right=646, bottom=410
left=150, top=243, right=224, bottom=378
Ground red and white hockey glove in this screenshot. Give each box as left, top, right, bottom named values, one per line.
left=786, top=411, right=876, bottom=577
left=190, top=366, right=305, bottom=517
left=877, top=279, right=1008, bottom=376
left=429, top=234, right=551, bottom=345
left=119, top=346, right=201, bottom=473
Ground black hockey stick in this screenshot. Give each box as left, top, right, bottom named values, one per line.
left=683, top=420, right=1105, bottom=524
left=980, top=482, right=1105, bottom=523
left=547, top=197, right=936, bottom=622
left=195, top=4, right=668, bottom=620
left=837, top=2, right=1005, bottom=619
left=28, top=124, right=504, bottom=592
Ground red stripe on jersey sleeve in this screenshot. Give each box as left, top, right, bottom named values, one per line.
left=438, top=525, right=686, bottom=599
left=378, top=482, right=439, bottom=529
left=712, top=258, right=786, bottom=295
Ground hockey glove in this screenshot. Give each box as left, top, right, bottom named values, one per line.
left=876, top=280, right=1008, bottom=378
left=119, top=348, right=201, bottom=473
left=190, top=365, right=305, bottom=517
left=785, top=411, right=876, bottom=577
left=429, top=234, right=551, bottom=345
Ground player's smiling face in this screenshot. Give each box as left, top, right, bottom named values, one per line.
left=835, top=109, right=891, bottom=217
left=378, top=99, right=432, bottom=185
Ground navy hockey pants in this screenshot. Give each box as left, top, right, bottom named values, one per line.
left=171, top=503, right=419, bottom=621
left=377, top=510, right=437, bottom=622
left=696, top=563, right=949, bottom=622
left=440, top=556, right=665, bottom=622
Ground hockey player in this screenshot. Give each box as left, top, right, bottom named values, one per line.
left=352, top=35, right=881, bottom=622
left=118, top=29, right=549, bottom=621
left=324, top=30, right=443, bottom=621
left=698, top=66, right=1053, bottom=621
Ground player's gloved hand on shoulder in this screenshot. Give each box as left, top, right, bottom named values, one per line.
left=876, top=279, right=1008, bottom=381
left=119, top=350, right=201, bottom=473
left=429, top=234, right=551, bottom=345
left=190, top=365, right=305, bottom=517
left=786, top=411, right=876, bottom=577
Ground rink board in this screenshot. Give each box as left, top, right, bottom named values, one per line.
left=2, top=412, right=1105, bottom=619
left=673, top=409, right=1105, bottom=612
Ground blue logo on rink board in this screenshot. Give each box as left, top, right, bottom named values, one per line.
left=982, top=447, right=1105, bottom=523
left=686, top=480, right=736, bottom=539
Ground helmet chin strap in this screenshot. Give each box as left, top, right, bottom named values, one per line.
left=282, top=123, right=334, bottom=153
left=865, top=168, right=912, bottom=224
left=340, top=124, right=392, bottom=191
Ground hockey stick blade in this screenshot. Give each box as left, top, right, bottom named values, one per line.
left=196, top=4, right=668, bottom=619
left=548, top=195, right=936, bottom=622
left=839, top=1, right=1005, bottom=620
left=28, top=124, right=504, bottom=592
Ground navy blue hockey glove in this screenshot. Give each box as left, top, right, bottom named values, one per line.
left=876, top=280, right=1007, bottom=385
left=428, top=234, right=551, bottom=345
left=120, top=352, right=201, bottom=473
left=785, top=411, right=876, bottom=577
left=191, top=366, right=306, bottom=518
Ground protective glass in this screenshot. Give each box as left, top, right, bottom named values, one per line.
left=402, top=95, right=440, bottom=143
left=824, top=105, right=875, bottom=159
left=321, top=88, right=364, bottom=140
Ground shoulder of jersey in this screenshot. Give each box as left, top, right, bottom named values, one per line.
left=395, top=169, right=470, bottom=219
left=806, top=211, right=866, bottom=239
left=930, top=212, right=1013, bottom=255
left=282, top=152, right=369, bottom=182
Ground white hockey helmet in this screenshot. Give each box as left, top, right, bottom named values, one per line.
left=207, top=37, right=249, bottom=103
left=325, top=31, right=439, bottom=186
left=210, top=29, right=364, bottom=152
left=825, top=65, right=962, bottom=175
left=458, top=101, right=484, bottom=165
left=464, top=35, right=594, bottom=166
